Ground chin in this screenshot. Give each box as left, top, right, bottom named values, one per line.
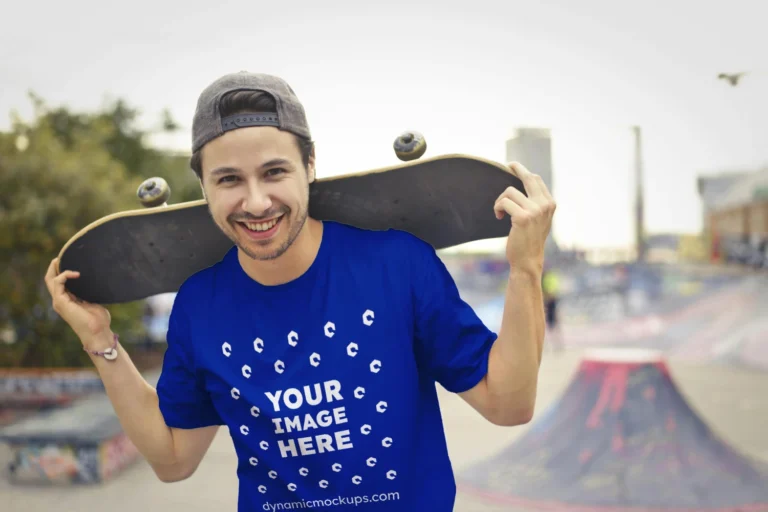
left=239, top=240, right=291, bottom=261
left=215, top=207, right=309, bottom=262
left=238, top=215, right=307, bottom=262
left=234, top=227, right=290, bottom=261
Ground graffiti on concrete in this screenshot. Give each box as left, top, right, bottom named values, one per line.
left=100, top=432, right=141, bottom=481
left=0, top=369, right=103, bottom=405
left=9, top=442, right=101, bottom=484
left=8, top=432, right=140, bottom=484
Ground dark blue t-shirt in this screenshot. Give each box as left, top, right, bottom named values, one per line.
left=156, top=221, right=497, bottom=511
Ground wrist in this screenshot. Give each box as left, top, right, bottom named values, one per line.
left=83, top=331, right=119, bottom=358
left=509, top=264, right=542, bottom=280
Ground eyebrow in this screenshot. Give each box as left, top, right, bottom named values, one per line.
left=209, top=158, right=293, bottom=177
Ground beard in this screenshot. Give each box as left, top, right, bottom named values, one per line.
left=220, top=202, right=309, bottom=262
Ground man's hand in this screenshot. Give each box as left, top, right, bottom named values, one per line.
left=45, top=258, right=113, bottom=351
left=493, top=162, right=556, bottom=273
left=458, top=161, right=554, bottom=426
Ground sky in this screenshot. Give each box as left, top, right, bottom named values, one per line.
left=2, top=0, right=766, bottom=253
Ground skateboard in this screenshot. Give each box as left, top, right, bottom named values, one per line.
left=57, top=135, right=525, bottom=304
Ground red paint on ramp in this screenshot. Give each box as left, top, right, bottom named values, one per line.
left=457, top=348, right=768, bottom=511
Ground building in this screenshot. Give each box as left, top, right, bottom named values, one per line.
left=506, top=128, right=553, bottom=192
left=505, top=128, right=558, bottom=255
left=697, top=167, right=768, bottom=266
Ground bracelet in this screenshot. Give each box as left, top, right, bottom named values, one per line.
left=84, top=333, right=119, bottom=361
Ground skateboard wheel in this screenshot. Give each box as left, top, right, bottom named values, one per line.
left=393, top=131, right=426, bottom=161
left=137, top=177, right=171, bottom=207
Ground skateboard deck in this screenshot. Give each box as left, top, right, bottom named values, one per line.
left=57, top=154, right=524, bottom=304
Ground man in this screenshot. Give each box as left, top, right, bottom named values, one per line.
left=542, top=266, right=564, bottom=352
left=45, top=71, right=556, bottom=511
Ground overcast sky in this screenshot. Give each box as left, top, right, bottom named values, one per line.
left=2, top=0, right=766, bottom=252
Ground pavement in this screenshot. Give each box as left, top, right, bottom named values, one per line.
left=2, top=346, right=768, bottom=511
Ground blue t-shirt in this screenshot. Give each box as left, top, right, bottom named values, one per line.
left=156, top=221, right=497, bottom=511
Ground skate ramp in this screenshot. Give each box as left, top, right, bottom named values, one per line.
left=457, top=348, right=768, bottom=511
left=471, top=266, right=768, bottom=369
left=0, top=371, right=161, bottom=484
left=662, top=275, right=768, bottom=369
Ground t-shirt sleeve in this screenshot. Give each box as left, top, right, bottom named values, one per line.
left=409, top=236, right=498, bottom=393
left=156, top=294, right=223, bottom=429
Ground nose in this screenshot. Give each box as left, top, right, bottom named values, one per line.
left=241, top=180, right=273, bottom=216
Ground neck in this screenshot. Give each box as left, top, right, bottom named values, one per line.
left=237, top=217, right=324, bottom=286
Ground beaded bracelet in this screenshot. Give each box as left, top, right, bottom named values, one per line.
left=84, top=333, right=119, bottom=361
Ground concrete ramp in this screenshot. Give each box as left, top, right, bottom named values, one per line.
left=457, top=348, right=768, bottom=511
left=0, top=372, right=160, bottom=484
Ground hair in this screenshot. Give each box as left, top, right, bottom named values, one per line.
left=189, top=90, right=315, bottom=180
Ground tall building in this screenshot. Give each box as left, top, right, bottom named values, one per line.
left=505, top=128, right=558, bottom=254
left=506, top=128, right=553, bottom=192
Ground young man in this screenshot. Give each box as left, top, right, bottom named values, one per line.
left=45, top=71, right=556, bottom=511
left=542, top=266, right=564, bottom=352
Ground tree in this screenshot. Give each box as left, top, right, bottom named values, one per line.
left=0, top=93, right=200, bottom=368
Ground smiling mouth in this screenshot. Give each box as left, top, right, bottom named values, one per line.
left=240, top=216, right=282, bottom=232
left=235, top=214, right=285, bottom=239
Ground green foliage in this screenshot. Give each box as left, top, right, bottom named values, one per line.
left=0, top=92, right=199, bottom=368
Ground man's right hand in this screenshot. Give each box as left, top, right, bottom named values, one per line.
left=45, top=258, right=113, bottom=350
left=43, top=258, right=218, bottom=482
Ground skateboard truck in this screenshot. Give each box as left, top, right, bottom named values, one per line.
left=136, top=177, right=171, bottom=208
left=393, top=131, right=427, bottom=161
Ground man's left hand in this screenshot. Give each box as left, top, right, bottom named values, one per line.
left=493, top=162, right=556, bottom=273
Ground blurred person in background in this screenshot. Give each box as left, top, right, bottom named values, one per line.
left=542, top=265, right=563, bottom=352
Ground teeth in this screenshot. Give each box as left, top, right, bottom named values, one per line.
left=244, top=216, right=280, bottom=232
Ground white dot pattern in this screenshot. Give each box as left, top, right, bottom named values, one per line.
left=223, top=308, right=398, bottom=494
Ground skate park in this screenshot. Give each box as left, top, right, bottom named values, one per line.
left=3, top=120, right=768, bottom=512
left=3, top=3, right=768, bottom=511
left=2, top=256, right=768, bottom=511
left=3, top=133, right=767, bottom=512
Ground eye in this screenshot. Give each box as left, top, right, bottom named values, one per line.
left=217, top=175, right=238, bottom=184
left=266, top=167, right=286, bottom=177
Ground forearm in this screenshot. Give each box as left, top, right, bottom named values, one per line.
left=485, top=267, right=544, bottom=421
left=84, top=333, right=182, bottom=475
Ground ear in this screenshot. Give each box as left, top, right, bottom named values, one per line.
left=199, top=178, right=208, bottom=201
left=307, top=146, right=316, bottom=184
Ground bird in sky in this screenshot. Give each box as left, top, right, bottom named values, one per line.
left=717, top=72, right=748, bottom=86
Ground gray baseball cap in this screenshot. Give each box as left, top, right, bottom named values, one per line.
left=191, top=71, right=312, bottom=153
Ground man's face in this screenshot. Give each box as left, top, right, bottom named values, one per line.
left=199, top=126, right=315, bottom=261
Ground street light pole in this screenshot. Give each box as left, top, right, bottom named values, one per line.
left=633, top=125, right=646, bottom=262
